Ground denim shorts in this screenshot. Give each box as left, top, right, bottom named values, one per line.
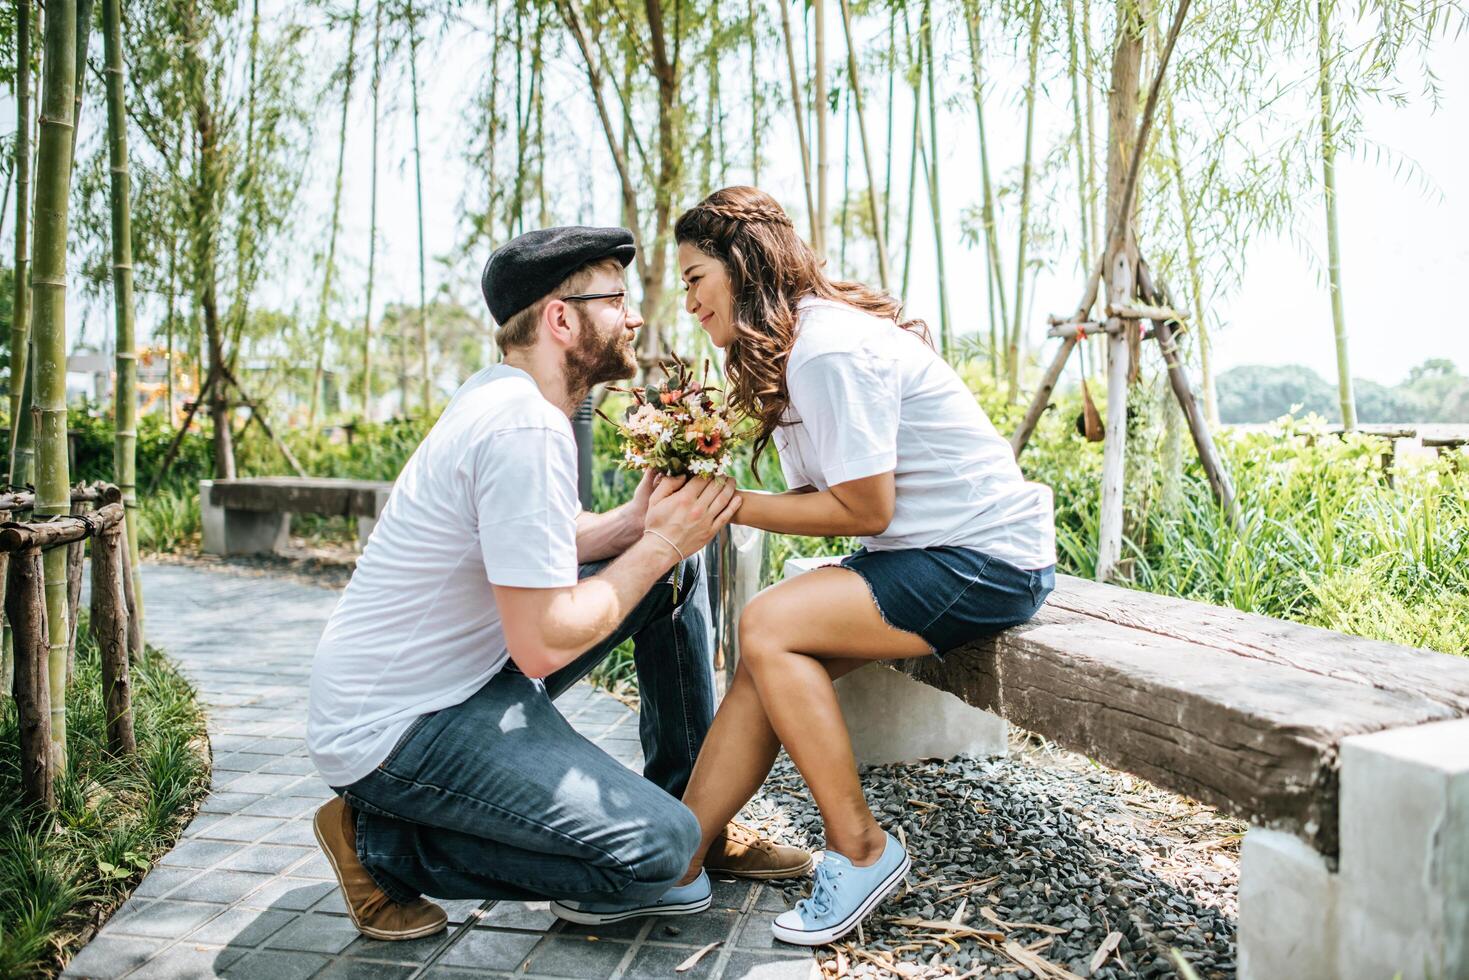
left=839, top=546, right=1055, bottom=655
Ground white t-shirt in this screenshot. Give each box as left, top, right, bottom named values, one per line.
left=307, top=365, right=581, bottom=787
left=772, top=297, right=1055, bottom=569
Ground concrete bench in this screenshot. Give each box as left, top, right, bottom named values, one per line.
left=777, top=555, right=1469, bottom=980
left=199, top=478, right=393, bottom=556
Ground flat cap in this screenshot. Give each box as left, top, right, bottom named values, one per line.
left=481, top=226, right=637, bottom=325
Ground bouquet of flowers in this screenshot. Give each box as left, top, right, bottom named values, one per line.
left=602, top=360, right=742, bottom=479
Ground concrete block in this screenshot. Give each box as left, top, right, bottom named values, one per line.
left=782, top=554, right=1008, bottom=765
left=1238, top=827, right=1338, bottom=980
left=355, top=488, right=392, bottom=549
left=1337, top=717, right=1469, bottom=980
left=201, top=480, right=291, bottom=556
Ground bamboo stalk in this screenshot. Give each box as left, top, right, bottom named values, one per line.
left=813, top=0, right=828, bottom=259
left=899, top=8, right=921, bottom=303
left=363, top=0, right=382, bottom=418
left=1008, top=0, right=1044, bottom=400
left=838, top=0, right=891, bottom=289
left=33, top=0, right=79, bottom=772
left=1066, top=0, right=1091, bottom=276
left=961, top=0, right=1008, bottom=372
left=9, top=0, right=33, bottom=487
left=1010, top=335, right=1080, bottom=457
left=407, top=0, right=431, bottom=416
left=919, top=0, right=951, bottom=353
left=8, top=547, right=51, bottom=810
left=90, top=524, right=135, bottom=755
left=748, top=0, right=760, bottom=184
left=1165, top=105, right=1218, bottom=427
left=777, top=0, right=817, bottom=245
left=101, top=0, right=142, bottom=647
left=1317, top=0, right=1356, bottom=430
left=117, top=511, right=141, bottom=659
left=309, top=0, right=363, bottom=431
left=68, top=0, right=94, bottom=174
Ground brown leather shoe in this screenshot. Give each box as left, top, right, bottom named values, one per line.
left=704, top=821, right=813, bottom=880
left=313, top=797, right=448, bottom=940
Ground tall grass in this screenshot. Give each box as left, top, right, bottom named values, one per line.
left=0, top=621, right=211, bottom=977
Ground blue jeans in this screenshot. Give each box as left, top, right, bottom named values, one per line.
left=337, top=551, right=715, bottom=903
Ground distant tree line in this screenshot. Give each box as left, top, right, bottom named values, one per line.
left=1217, top=359, right=1469, bottom=425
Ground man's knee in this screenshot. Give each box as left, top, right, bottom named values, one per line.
left=622, top=797, right=701, bottom=888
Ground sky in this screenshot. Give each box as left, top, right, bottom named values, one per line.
left=17, top=2, right=1469, bottom=391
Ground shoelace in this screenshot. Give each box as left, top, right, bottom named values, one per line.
left=798, top=860, right=844, bottom=917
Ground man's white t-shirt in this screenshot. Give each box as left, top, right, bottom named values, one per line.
left=772, top=297, right=1055, bottom=569
left=306, top=365, right=580, bottom=788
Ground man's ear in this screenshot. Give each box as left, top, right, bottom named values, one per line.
left=542, top=299, right=574, bottom=348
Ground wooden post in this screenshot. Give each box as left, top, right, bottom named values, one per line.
left=1011, top=335, right=1080, bottom=457
left=117, top=518, right=142, bottom=659
left=1137, top=262, right=1241, bottom=529
left=8, top=546, right=53, bottom=810
left=90, top=525, right=135, bottom=756
left=65, top=493, right=89, bottom=681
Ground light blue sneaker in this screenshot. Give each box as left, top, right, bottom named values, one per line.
left=771, top=833, right=910, bottom=946
left=550, top=870, right=712, bottom=925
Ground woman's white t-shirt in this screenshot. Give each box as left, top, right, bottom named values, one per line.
left=306, top=365, right=581, bottom=788
left=772, top=297, right=1055, bottom=569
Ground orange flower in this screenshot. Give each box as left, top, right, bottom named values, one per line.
left=659, top=388, right=684, bottom=406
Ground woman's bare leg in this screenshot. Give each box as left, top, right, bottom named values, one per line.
left=733, top=567, right=932, bottom=865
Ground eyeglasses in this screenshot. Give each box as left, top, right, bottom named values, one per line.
left=560, top=290, right=626, bottom=308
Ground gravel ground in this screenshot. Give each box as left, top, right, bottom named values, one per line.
left=737, top=731, right=1242, bottom=980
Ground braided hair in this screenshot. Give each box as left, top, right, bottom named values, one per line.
left=673, top=186, right=929, bottom=474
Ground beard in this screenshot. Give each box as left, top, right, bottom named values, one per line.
left=566, top=319, right=638, bottom=393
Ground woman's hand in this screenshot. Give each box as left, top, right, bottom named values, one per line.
left=645, top=476, right=742, bottom=557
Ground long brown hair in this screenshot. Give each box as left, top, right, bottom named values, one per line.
left=673, top=186, right=928, bottom=466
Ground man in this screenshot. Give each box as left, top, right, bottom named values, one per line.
left=307, top=227, right=810, bottom=941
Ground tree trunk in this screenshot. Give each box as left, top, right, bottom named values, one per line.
left=778, top=0, right=817, bottom=244
left=309, top=0, right=362, bottom=431
left=1066, top=0, right=1091, bottom=276
left=90, top=525, right=135, bottom=755
left=363, top=0, right=382, bottom=419
left=748, top=0, right=760, bottom=184
left=226, top=0, right=262, bottom=377
left=65, top=496, right=84, bottom=681
left=407, top=0, right=431, bottom=415
left=32, top=0, right=78, bottom=772
left=899, top=8, right=921, bottom=302
left=1317, top=0, right=1356, bottom=430
left=8, top=547, right=51, bottom=809
left=101, top=0, right=142, bottom=639
left=1096, top=0, right=1143, bottom=584
left=1008, top=0, right=1044, bottom=400
left=919, top=0, right=951, bottom=354
left=68, top=0, right=93, bottom=174
left=10, top=0, right=33, bottom=487
left=838, top=0, right=890, bottom=289
left=638, top=0, right=681, bottom=376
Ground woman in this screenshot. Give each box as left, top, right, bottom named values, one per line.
left=556, top=186, right=1056, bottom=945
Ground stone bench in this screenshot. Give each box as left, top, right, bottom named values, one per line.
left=199, top=477, right=393, bottom=556
left=778, top=556, right=1469, bottom=980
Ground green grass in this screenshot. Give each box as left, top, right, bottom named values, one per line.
left=0, top=621, right=211, bottom=978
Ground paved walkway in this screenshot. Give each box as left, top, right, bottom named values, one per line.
left=64, top=563, right=816, bottom=980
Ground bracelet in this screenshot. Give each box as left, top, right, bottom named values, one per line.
left=643, top=529, right=686, bottom=562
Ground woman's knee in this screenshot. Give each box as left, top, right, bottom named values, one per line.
left=736, top=591, right=785, bottom=664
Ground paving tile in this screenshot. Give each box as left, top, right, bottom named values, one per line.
left=285, top=778, right=337, bottom=800
left=238, top=878, right=335, bottom=912
left=196, top=815, right=288, bottom=843
left=438, top=898, right=488, bottom=924
left=653, top=909, right=740, bottom=947
left=183, top=813, right=230, bottom=837
left=436, top=928, right=543, bottom=970
left=123, top=942, right=245, bottom=979
left=218, top=773, right=306, bottom=795
left=341, top=930, right=452, bottom=963
left=265, top=913, right=363, bottom=954
left=734, top=911, right=781, bottom=949
left=218, top=949, right=330, bottom=980
left=132, top=866, right=201, bottom=898
left=417, top=969, right=511, bottom=979
left=258, top=756, right=318, bottom=776
left=519, top=936, right=630, bottom=978
left=292, top=854, right=336, bottom=880
left=59, top=936, right=160, bottom=978
left=315, top=961, right=418, bottom=980
left=217, top=844, right=315, bottom=875
left=754, top=887, right=794, bottom=912
left=479, top=901, right=557, bottom=931
left=187, top=907, right=298, bottom=947
left=214, top=752, right=284, bottom=772
left=559, top=915, right=649, bottom=941
left=262, top=819, right=319, bottom=846
left=161, top=840, right=246, bottom=870
left=239, top=795, right=320, bottom=820
left=242, top=738, right=307, bottom=757
left=168, top=870, right=274, bottom=904
left=106, top=899, right=224, bottom=939
left=623, top=943, right=721, bottom=979
left=723, top=952, right=819, bottom=980
left=712, top=877, right=755, bottom=910
left=201, top=793, right=269, bottom=814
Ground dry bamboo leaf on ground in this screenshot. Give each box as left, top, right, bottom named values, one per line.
left=1090, top=930, right=1124, bottom=972
left=1002, top=939, right=1085, bottom=980
left=950, top=897, right=968, bottom=925
left=890, top=917, right=1004, bottom=942
left=675, top=941, right=720, bottom=972
left=979, top=906, right=1068, bottom=934
left=936, top=876, right=999, bottom=893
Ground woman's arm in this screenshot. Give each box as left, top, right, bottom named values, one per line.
left=734, top=472, right=895, bottom=537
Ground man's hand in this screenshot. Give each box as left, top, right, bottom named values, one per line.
left=644, top=475, right=741, bottom=559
